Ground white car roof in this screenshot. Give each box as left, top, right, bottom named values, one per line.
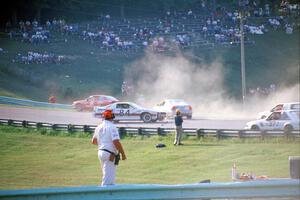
left=89, top=95, right=118, bottom=100
left=164, top=99, right=187, bottom=103
left=165, top=99, right=185, bottom=101
left=275, top=102, right=299, bottom=106
left=110, top=101, right=145, bottom=108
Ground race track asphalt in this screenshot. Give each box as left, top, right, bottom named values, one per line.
left=0, top=105, right=251, bottom=130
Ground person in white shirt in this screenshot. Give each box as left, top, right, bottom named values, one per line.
left=92, top=109, right=126, bottom=186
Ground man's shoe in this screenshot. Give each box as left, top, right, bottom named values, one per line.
left=178, top=143, right=184, bottom=145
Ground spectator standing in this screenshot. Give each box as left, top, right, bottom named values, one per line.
left=48, top=95, right=56, bottom=103
left=174, top=109, right=184, bottom=146
left=92, top=110, right=126, bottom=186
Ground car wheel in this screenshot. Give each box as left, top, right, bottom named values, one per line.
left=75, top=105, right=83, bottom=112
left=141, top=113, right=152, bottom=123
left=284, top=125, right=293, bottom=132
left=251, top=125, right=260, bottom=131
left=187, top=115, right=192, bottom=119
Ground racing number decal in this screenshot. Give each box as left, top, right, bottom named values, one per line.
left=119, top=110, right=130, bottom=116
left=266, top=121, right=280, bottom=127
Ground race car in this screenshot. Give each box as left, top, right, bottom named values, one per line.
left=72, top=95, right=119, bottom=112
left=153, top=99, right=193, bottom=119
left=94, top=102, right=166, bottom=123
left=257, top=102, right=300, bottom=119
left=245, top=110, right=300, bottom=131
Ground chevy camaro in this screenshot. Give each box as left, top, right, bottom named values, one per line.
left=94, top=102, right=166, bottom=123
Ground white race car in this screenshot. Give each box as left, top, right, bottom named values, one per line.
left=94, top=102, right=166, bottom=123
left=245, top=110, right=300, bottom=131
left=257, top=102, right=300, bottom=119
left=153, top=99, right=193, bottom=119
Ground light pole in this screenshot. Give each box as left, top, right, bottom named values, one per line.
left=240, top=10, right=246, bottom=104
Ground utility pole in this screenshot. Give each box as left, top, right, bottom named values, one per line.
left=212, top=0, right=216, bottom=20
left=240, top=9, right=246, bottom=104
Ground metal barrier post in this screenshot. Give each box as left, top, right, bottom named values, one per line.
left=118, top=127, right=126, bottom=138
left=261, top=130, right=267, bottom=140
left=67, top=124, right=74, bottom=132
left=83, top=125, right=90, bottom=133
left=36, top=122, right=42, bottom=129
left=22, top=120, right=28, bottom=127
left=138, top=128, right=143, bottom=135
left=216, top=130, right=223, bottom=140
left=197, top=129, right=204, bottom=139
left=52, top=124, right=57, bottom=131
left=238, top=130, right=244, bottom=138
left=284, top=129, right=291, bottom=140
left=8, top=119, right=13, bottom=126
left=157, top=127, right=163, bottom=135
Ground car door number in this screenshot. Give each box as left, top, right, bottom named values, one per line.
left=119, top=110, right=130, bottom=116
left=265, top=121, right=280, bottom=127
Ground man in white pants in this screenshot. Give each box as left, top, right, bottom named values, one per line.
left=92, top=109, right=126, bottom=186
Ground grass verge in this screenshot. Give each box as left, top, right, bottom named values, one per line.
left=0, top=125, right=299, bottom=189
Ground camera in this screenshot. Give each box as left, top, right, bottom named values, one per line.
left=114, top=153, right=120, bottom=165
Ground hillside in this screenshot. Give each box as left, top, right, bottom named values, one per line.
left=0, top=24, right=299, bottom=103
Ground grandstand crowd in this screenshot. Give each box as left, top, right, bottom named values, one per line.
left=4, top=0, right=299, bottom=56
left=248, top=83, right=277, bottom=97
left=12, top=52, right=68, bottom=65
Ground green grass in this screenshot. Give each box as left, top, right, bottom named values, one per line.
left=0, top=125, right=299, bottom=189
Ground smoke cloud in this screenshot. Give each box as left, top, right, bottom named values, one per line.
left=124, top=51, right=299, bottom=120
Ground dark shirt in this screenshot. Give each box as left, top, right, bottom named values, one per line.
left=175, top=115, right=183, bottom=126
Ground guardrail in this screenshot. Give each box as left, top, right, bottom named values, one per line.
left=1, top=119, right=300, bottom=139
left=0, top=96, right=73, bottom=110
left=0, top=179, right=299, bottom=200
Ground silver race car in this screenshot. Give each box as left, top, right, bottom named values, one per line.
left=153, top=99, right=193, bottom=119
left=94, top=102, right=166, bottom=123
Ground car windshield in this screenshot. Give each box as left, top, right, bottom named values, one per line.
left=97, top=96, right=118, bottom=101
left=271, top=104, right=283, bottom=112
left=100, top=104, right=113, bottom=109
left=106, top=96, right=118, bottom=101
left=130, top=102, right=143, bottom=109
left=267, top=112, right=281, bottom=120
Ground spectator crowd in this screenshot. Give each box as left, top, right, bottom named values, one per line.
left=12, top=51, right=68, bottom=64
left=5, top=0, right=299, bottom=55
left=248, top=83, right=277, bottom=97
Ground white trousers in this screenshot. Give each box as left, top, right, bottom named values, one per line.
left=98, top=151, right=116, bottom=186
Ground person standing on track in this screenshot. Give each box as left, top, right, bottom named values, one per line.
left=174, top=109, right=184, bottom=145
left=92, top=109, right=126, bottom=186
